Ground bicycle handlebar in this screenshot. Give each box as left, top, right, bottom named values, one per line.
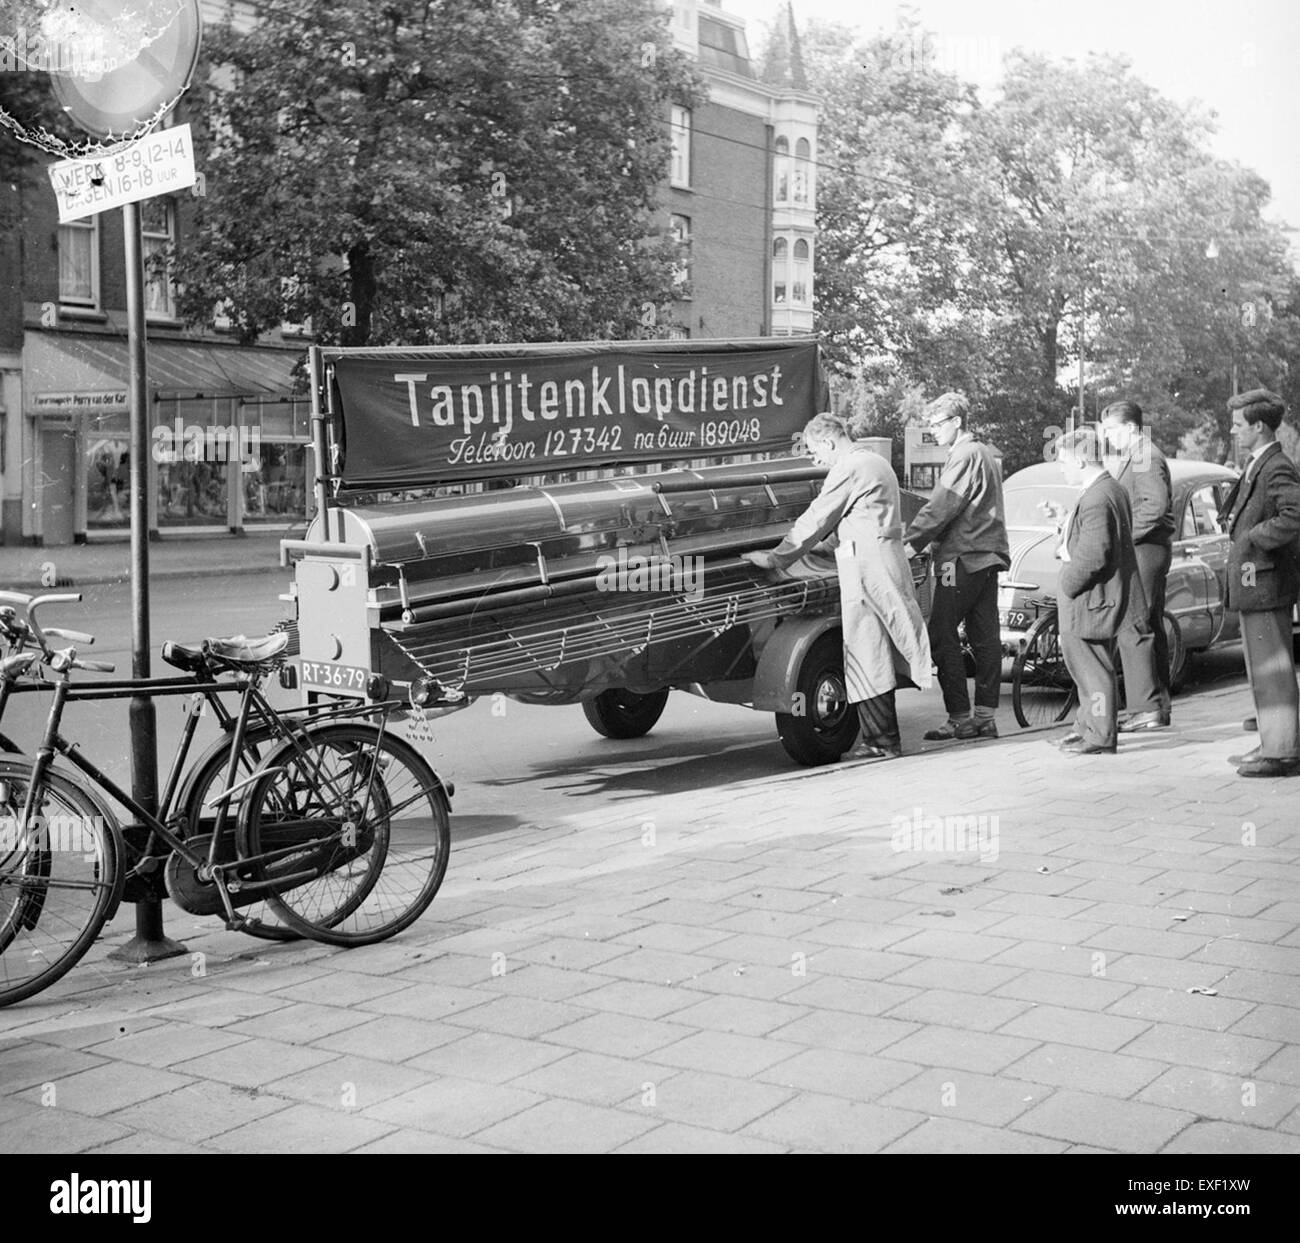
left=45, top=627, right=94, bottom=646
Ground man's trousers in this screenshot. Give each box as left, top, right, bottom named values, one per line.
left=1240, top=606, right=1300, bottom=760
left=928, top=562, right=1000, bottom=719
left=1116, top=541, right=1172, bottom=715
left=1060, top=633, right=1119, bottom=748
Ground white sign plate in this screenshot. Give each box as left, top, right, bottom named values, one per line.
left=48, top=123, right=196, bottom=223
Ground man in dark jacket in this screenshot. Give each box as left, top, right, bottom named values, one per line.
left=1223, top=389, right=1300, bottom=777
left=1054, top=426, right=1148, bottom=754
left=904, top=392, right=1010, bottom=741
left=1102, top=400, right=1175, bottom=730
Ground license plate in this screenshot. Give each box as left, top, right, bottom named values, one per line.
left=299, top=660, right=368, bottom=693
left=999, top=610, right=1032, bottom=630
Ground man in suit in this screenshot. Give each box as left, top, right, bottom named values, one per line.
left=1222, top=389, right=1300, bottom=777
left=904, top=392, right=1010, bottom=741
left=1101, top=400, right=1176, bottom=731
left=1054, top=426, right=1149, bottom=754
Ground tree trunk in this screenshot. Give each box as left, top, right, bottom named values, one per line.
left=344, top=240, right=376, bottom=347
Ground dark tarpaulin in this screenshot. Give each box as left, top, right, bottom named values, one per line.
left=322, top=338, right=828, bottom=490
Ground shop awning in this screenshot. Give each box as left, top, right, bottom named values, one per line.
left=25, top=330, right=305, bottom=407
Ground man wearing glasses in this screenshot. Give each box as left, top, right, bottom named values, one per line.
left=904, top=393, right=1010, bottom=741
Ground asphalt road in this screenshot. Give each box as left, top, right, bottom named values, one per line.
left=2, top=568, right=1252, bottom=844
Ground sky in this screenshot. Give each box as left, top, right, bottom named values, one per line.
left=723, top=0, right=1300, bottom=261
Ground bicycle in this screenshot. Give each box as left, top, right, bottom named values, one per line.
left=0, top=593, right=452, bottom=1008
left=1009, top=596, right=1184, bottom=729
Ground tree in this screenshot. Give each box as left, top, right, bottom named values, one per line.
left=177, top=0, right=703, bottom=348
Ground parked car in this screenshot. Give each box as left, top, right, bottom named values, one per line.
left=996, top=458, right=1280, bottom=689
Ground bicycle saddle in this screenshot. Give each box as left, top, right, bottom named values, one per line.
left=202, top=632, right=290, bottom=668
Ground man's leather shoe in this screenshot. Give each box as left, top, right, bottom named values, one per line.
left=1056, top=731, right=1083, bottom=747
left=1059, top=739, right=1117, bottom=755
left=847, top=742, right=902, bottom=761
left=1237, top=755, right=1300, bottom=778
left=956, top=718, right=998, bottom=740
left=923, top=721, right=964, bottom=741
left=1243, top=717, right=1258, bottom=732
left=1228, top=747, right=1261, bottom=766
left=1118, top=711, right=1170, bottom=733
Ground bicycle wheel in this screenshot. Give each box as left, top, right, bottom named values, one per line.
left=236, top=725, right=450, bottom=947
left=0, top=760, right=122, bottom=1008
left=175, top=727, right=301, bottom=942
left=1012, top=611, right=1079, bottom=728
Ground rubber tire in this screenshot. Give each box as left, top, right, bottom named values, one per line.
left=0, top=760, right=123, bottom=1008
left=1162, top=611, right=1188, bottom=695
left=582, top=688, right=670, bottom=739
left=174, top=726, right=301, bottom=942
left=775, top=632, right=860, bottom=766
left=1012, top=612, right=1079, bottom=729
left=237, top=725, right=450, bottom=947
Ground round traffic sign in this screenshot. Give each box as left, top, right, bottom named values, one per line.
left=48, top=0, right=202, bottom=139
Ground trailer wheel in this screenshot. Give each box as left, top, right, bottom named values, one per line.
left=775, top=633, right=860, bottom=765
left=582, top=688, right=670, bottom=739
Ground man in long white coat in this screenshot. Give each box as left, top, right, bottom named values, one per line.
left=745, top=414, right=932, bottom=760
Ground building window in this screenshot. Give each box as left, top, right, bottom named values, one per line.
left=774, top=135, right=789, bottom=203
left=793, top=238, right=810, bottom=305
left=142, top=197, right=176, bottom=318
left=670, top=213, right=692, bottom=295
left=670, top=106, right=691, bottom=188
left=772, top=236, right=788, bottom=303
left=794, top=137, right=811, bottom=204
left=58, top=217, right=99, bottom=307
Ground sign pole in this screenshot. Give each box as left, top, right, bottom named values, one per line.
left=107, top=199, right=185, bottom=964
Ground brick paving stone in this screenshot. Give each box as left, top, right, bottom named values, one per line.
left=798, top=946, right=926, bottom=982
left=0, top=1104, right=133, bottom=1153
left=883, top=989, right=1033, bottom=1033
left=475, top=963, right=607, bottom=1003
left=405, top=1032, right=571, bottom=1085
left=311, top=1017, right=467, bottom=1062
left=5, top=1015, right=164, bottom=1050
left=1083, top=927, right=1215, bottom=961
left=647, top=1030, right=802, bottom=1077
left=877, top=1067, right=1051, bottom=1126
left=983, top=914, right=1115, bottom=945
left=882, top=1116, right=1068, bottom=1153
left=726, top=887, right=830, bottom=914
left=1228, top=1004, right=1300, bottom=1042
left=883, top=959, right=1025, bottom=995
left=680, top=962, right=807, bottom=1001
left=1154, top=870, right=1250, bottom=896
left=110, top=1080, right=291, bottom=1143
left=609, top=923, right=735, bottom=954
left=272, top=970, right=415, bottom=1007
left=1196, top=939, right=1300, bottom=975
left=131, top=990, right=285, bottom=1029
left=874, top=1026, right=1038, bottom=1074
left=1120, top=1027, right=1281, bottom=1076
left=264, top=1055, right=433, bottom=1109
left=1175, top=913, right=1294, bottom=943
left=991, top=969, right=1134, bottom=1011
left=988, top=942, right=1103, bottom=974
left=1002, top=1044, right=1167, bottom=1097
left=587, top=947, right=723, bottom=986
left=169, top=1037, right=339, bottom=1089
left=757, top=1048, right=921, bottom=1102
left=657, top=994, right=808, bottom=1037
left=1105, top=985, right=1255, bottom=1031
left=1136, top=1065, right=1300, bottom=1127
left=1160, top=1121, right=1300, bottom=1154
left=0, top=1043, right=108, bottom=1094
left=1255, top=1045, right=1300, bottom=1086
left=626, top=898, right=738, bottom=927
left=997, top=1005, right=1152, bottom=1052
left=615, top=1122, right=788, bottom=1153
left=440, top=994, right=593, bottom=1039
left=351, top=1130, right=505, bottom=1153
left=713, top=908, right=829, bottom=939
left=87, top=1131, right=218, bottom=1154
left=509, top=1051, right=677, bottom=1107
left=355, top=982, right=496, bottom=1023
left=474, top=1098, right=659, bottom=1152
left=12, top=1061, right=194, bottom=1117
left=624, top=1068, right=794, bottom=1133
left=1103, top=955, right=1233, bottom=991
left=513, top=937, right=636, bottom=972
left=1012, top=1089, right=1194, bottom=1151
left=81, top=1023, right=246, bottom=1069
left=767, top=1009, right=922, bottom=1056
left=886, top=929, right=1019, bottom=963
left=543, top=1012, right=692, bottom=1059
left=209, top=1101, right=397, bottom=1152
left=1210, top=968, right=1300, bottom=1006
left=361, top=1077, right=542, bottom=1137
left=223, top=1001, right=376, bottom=1044
left=740, top=1091, right=924, bottom=1153
left=387, top=952, right=509, bottom=989
left=979, top=893, right=1097, bottom=919
left=561, top=979, right=698, bottom=1021
left=211, top=963, right=338, bottom=995
left=780, top=976, right=921, bottom=1017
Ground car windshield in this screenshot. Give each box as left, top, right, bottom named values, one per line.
left=1003, top=485, right=1080, bottom=528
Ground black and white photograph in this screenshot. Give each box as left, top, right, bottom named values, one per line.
left=0, top=0, right=1297, bottom=1191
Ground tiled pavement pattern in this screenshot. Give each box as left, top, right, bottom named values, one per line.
left=1, top=680, right=1297, bottom=1153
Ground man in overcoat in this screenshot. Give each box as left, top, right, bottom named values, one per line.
left=1222, top=389, right=1300, bottom=777
left=744, top=414, right=932, bottom=760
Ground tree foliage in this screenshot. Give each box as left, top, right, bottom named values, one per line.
left=177, top=0, right=702, bottom=348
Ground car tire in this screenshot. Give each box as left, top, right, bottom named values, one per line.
left=1162, top=611, right=1188, bottom=695
left=775, top=633, right=860, bottom=765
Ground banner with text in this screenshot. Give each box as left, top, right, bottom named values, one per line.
left=327, top=340, right=826, bottom=489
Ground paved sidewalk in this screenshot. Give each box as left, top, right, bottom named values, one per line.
left=0, top=530, right=291, bottom=589
left=1, top=679, right=1297, bottom=1153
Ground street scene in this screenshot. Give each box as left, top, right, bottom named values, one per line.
left=0, top=0, right=1298, bottom=1190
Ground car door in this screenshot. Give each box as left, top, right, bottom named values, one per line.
left=1175, top=480, right=1236, bottom=644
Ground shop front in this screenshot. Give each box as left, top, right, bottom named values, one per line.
left=20, top=330, right=311, bottom=545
